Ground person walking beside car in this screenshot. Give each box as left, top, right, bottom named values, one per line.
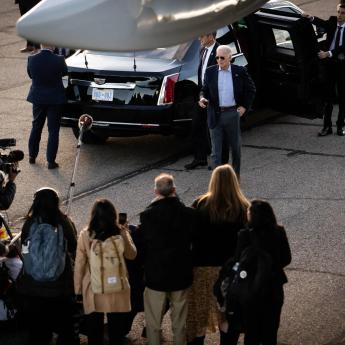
left=74, top=199, right=137, bottom=345
left=302, top=3, right=345, bottom=136
left=138, top=173, right=195, bottom=345
left=186, top=164, right=250, bottom=345
left=27, top=44, right=68, bottom=169
left=199, top=45, right=256, bottom=177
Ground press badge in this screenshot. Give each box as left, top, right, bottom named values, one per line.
left=108, top=277, right=117, bottom=285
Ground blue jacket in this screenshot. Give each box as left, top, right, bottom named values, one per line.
left=200, top=64, right=256, bottom=129
left=27, top=49, right=68, bottom=105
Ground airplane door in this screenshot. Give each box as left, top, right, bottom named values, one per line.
left=247, top=11, right=324, bottom=118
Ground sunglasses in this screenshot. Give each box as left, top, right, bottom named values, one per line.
left=216, top=56, right=226, bottom=60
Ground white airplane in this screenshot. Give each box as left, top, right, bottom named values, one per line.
left=16, top=0, right=269, bottom=51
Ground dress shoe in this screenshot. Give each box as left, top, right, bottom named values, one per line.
left=47, top=162, right=59, bottom=169
left=20, top=46, right=35, bottom=53
left=337, top=128, right=345, bottom=136
left=318, top=127, right=332, bottom=136
left=29, top=157, right=35, bottom=164
left=184, top=159, right=207, bottom=170
left=208, top=166, right=213, bottom=171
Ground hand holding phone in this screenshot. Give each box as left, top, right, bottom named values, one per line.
left=118, top=212, right=127, bottom=225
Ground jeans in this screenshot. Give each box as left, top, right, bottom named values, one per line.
left=210, top=109, right=241, bottom=176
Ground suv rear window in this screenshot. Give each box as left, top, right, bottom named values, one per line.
left=87, top=42, right=192, bottom=61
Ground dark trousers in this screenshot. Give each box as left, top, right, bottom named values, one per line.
left=190, top=104, right=229, bottom=163
left=86, top=312, right=129, bottom=345
left=28, top=104, right=62, bottom=163
left=22, top=295, right=76, bottom=345
left=190, top=104, right=210, bottom=161
left=322, top=61, right=345, bottom=129
left=209, top=109, right=241, bottom=176
left=243, top=287, right=284, bottom=345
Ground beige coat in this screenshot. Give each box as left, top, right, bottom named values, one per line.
left=74, top=226, right=137, bottom=314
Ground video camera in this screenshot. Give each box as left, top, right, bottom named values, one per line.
left=0, top=138, right=24, bottom=176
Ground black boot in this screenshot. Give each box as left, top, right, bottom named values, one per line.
left=187, top=336, right=205, bottom=345
left=220, top=330, right=240, bottom=345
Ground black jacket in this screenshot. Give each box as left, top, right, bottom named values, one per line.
left=27, top=49, right=68, bottom=105
left=139, top=197, right=195, bottom=292
left=200, top=64, right=256, bottom=129
left=191, top=198, right=246, bottom=267
left=312, top=16, right=345, bottom=60
left=0, top=181, right=16, bottom=210
left=235, top=226, right=291, bottom=286
left=197, top=42, right=219, bottom=88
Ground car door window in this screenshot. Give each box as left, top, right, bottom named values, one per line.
left=272, top=28, right=295, bottom=55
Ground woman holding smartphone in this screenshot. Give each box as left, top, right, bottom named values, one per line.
left=74, top=199, right=137, bottom=345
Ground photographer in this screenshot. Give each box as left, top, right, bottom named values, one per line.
left=0, top=166, right=17, bottom=211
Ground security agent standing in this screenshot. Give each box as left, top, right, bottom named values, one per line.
left=303, top=3, right=345, bottom=136
left=27, top=44, right=68, bottom=169
left=199, top=45, right=256, bottom=177
left=185, top=32, right=228, bottom=170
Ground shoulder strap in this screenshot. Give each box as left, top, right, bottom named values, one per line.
left=110, top=237, right=125, bottom=290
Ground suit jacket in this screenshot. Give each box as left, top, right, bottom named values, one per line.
left=312, top=16, right=345, bottom=60
left=197, top=42, right=219, bottom=88
left=27, top=49, right=68, bottom=105
left=200, top=64, right=256, bottom=129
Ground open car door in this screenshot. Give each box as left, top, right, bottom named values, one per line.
left=244, top=9, right=324, bottom=118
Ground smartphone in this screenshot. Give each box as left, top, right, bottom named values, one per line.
left=118, top=212, right=127, bottom=225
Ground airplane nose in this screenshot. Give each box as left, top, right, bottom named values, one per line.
left=16, top=0, right=269, bottom=52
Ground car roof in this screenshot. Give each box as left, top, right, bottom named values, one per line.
left=261, top=0, right=302, bottom=13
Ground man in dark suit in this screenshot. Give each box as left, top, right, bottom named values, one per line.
left=303, top=3, right=345, bottom=136
left=185, top=32, right=219, bottom=170
left=27, top=44, right=68, bottom=169
left=199, top=45, right=256, bottom=177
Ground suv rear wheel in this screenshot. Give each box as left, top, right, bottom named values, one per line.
left=72, top=128, right=109, bottom=144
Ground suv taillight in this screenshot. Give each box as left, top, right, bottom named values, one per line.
left=157, top=73, right=179, bottom=105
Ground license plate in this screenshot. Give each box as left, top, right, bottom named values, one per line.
left=92, top=88, right=114, bottom=101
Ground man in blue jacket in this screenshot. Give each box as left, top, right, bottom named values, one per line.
left=27, top=44, right=68, bottom=169
left=199, top=45, right=256, bottom=177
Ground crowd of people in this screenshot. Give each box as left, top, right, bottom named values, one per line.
left=3, top=1, right=344, bottom=344
left=0, top=165, right=291, bottom=345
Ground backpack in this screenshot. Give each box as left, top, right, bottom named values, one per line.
left=22, top=220, right=66, bottom=282
left=214, top=230, right=273, bottom=330
left=89, top=235, right=130, bottom=294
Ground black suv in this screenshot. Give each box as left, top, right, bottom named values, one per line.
left=61, top=0, right=324, bottom=143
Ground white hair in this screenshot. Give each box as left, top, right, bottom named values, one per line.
left=217, top=45, right=232, bottom=56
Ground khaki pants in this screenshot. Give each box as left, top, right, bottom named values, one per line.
left=144, top=287, right=189, bottom=345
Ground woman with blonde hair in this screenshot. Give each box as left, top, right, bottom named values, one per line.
left=186, top=164, right=250, bottom=345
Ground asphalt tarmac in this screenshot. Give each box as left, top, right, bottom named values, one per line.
left=1, top=0, right=345, bottom=344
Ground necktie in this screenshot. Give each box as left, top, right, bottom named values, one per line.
left=201, top=48, right=208, bottom=68
left=334, top=26, right=342, bottom=49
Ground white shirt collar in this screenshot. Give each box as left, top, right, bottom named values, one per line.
left=218, top=65, right=232, bottom=72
